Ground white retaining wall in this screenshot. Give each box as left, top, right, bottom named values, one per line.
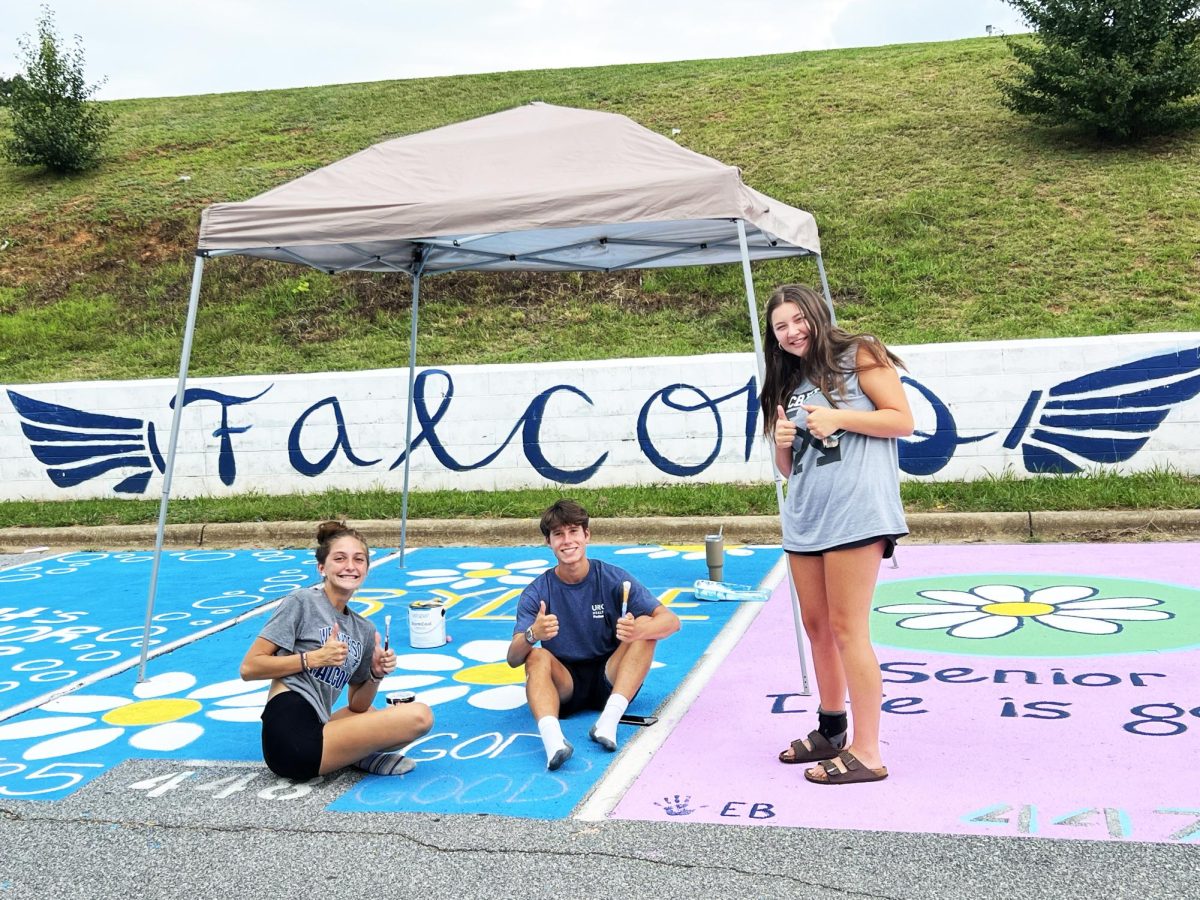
left=2, top=332, right=1198, bottom=501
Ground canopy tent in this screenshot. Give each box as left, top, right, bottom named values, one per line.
left=140, top=102, right=828, bottom=689
left=197, top=101, right=820, bottom=272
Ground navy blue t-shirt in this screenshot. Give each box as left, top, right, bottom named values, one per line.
left=514, top=559, right=660, bottom=663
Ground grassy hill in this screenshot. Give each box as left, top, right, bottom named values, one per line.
left=1, top=36, right=1199, bottom=388
left=3, top=36, right=1200, bottom=526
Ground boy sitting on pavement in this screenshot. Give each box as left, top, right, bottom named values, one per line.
left=507, top=499, right=681, bottom=770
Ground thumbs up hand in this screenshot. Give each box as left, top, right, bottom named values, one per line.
left=371, top=630, right=396, bottom=679
left=317, top=623, right=348, bottom=667
left=534, top=600, right=559, bottom=642
left=774, top=404, right=798, bottom=450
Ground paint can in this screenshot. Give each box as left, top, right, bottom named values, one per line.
left=408, top=599, right=447, bottom=649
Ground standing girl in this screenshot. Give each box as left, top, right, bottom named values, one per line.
left=241, top=521, right=433, bottom=780
left=760, top=284, right=913, bottom=785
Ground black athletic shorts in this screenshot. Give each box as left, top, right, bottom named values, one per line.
left=787, top=534, right=901, bottom=560
left=559, top=654, right=642, bottom=717
left=559, top=656, right=614, bottom=717
left=261, top=690, right=324, bottom=781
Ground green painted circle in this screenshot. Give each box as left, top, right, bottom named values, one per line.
left=872, top=574, right=1200, bottom=657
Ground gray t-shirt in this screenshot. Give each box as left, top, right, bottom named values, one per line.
left=779, top=356, right=908, bottom=553
left=256, top=585, right=376, bottom=723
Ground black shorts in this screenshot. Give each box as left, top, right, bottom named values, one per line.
left=560, top=657, right=613, bottom=717
left=559, top=654, right=642, bottom=717
left=261, top=690, right=324, bottom=780
left=787, top=534, right=901, bottom=560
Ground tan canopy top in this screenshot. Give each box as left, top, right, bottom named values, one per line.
left=197, top=102, right=820, bottom=274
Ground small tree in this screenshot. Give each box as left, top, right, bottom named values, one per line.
left=4, top=6, right=111, bottom=173
left=1000, top=1, right=1200, bottom=140
left=0, top=74, right=24, bottom=107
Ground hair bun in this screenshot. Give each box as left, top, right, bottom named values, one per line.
left=316, top=520, right=347, bottom=544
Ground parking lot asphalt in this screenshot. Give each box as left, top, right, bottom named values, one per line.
left=2, top=517, right=1198, bottom=900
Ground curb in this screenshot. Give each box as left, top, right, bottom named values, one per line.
left=1, top=510, right=1199, bottom=552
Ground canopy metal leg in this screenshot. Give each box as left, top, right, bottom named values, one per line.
left=815, top=253, right=837, bottom=326
left=138, top=255, right=205, bottom=682
left=736, top=220, right=811, bottom=695
left=398, top=251, right=428, bottom=566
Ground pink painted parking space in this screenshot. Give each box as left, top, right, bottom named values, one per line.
left=613, top=543, right=1200, bottom=844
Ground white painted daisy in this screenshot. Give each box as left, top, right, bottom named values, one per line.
left=877, top=584, right=1172, bottom=639
left=403, top=559, right=551, bottom=591
left=614, top=543, right=759, bottom=562
left=0, top=671, right=269, bottom=760
left=382, top=640, right=527, bottom=711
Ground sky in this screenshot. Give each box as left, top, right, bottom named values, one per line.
left=1, top=1, right=1030, bottom=101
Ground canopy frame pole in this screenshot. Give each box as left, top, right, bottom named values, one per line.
left=815, top=253, right=837, bottom=326
left=138, top=254, right=205, bottom=682
left=735, top=219, right=810, bottom=695
left=398, top=247, right=429, bottom=566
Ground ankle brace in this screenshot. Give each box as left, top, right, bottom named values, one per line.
left=817, top=708, right=848, bottom=741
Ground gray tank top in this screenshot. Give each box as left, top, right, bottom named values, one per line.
left=779, top=358, right=908, bottom=552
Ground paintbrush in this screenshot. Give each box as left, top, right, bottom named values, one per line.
left=621, top=580, right=630, bottom=618
left=384, top=614, right=391, bottom=651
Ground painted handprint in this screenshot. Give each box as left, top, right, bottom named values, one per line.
left=654, top=794, right=703, bottom=816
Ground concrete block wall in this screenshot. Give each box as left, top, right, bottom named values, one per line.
left=2, top=332, right=1197, bottom=501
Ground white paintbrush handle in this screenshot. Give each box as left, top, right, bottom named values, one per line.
left=621, top=580, right=630, bottom=617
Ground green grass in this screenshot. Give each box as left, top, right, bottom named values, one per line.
left=2, top=38, right=1199, bottom=386
left=1, top=470, right=1196, bottom=529
left=2, top=38, right=1198, bottom=525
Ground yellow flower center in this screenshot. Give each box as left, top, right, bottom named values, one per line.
left=981, top=601, right=1056, bottom=618
left=453, top=662, right=526, bottom=685
left=102, top=698, right=202, bottom=726
left=464, top=568, right=508, bottom=578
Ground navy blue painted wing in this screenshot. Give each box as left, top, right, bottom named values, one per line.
left=7, top=390, right=164, bottom=493
left=1003, top=346, right=1200, bottom=473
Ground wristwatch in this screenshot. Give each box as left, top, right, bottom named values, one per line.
left=524, top=626, right=537, bottom=645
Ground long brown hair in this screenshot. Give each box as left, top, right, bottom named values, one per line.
left=759, top=284, right=904, bottom=435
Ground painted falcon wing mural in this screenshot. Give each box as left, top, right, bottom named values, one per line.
left=1003, top=346, right=1200, bottom=473
left=7, top=390, right=165, bottom=494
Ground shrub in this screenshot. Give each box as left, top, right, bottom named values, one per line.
left=1000, top=0, right=1200, bottom=141
left=3, top=7, right=111, bottom=173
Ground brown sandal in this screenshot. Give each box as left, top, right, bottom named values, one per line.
left=777, top=729, right=844, bottom=765
left=803, top=750, right=888, bottom=785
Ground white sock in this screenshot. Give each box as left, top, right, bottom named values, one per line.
left=590, top=693, right=629, bottom=750
left=355, top=749, right=415, bottom=776
left=537, top=715, right=570, bottom=768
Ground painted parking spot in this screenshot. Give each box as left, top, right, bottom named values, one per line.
left=329, top=542, right=778, bottom=819
left=0, top=548, right=396, bottom=798
left=0, top=542, right=777, bottom=808
left=612, top=543, right=1200, bottom=845
left=0, top=548, right=323, bottom=720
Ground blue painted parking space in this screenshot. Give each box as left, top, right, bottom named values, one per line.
left=0, top=542, right=777, bottom=807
